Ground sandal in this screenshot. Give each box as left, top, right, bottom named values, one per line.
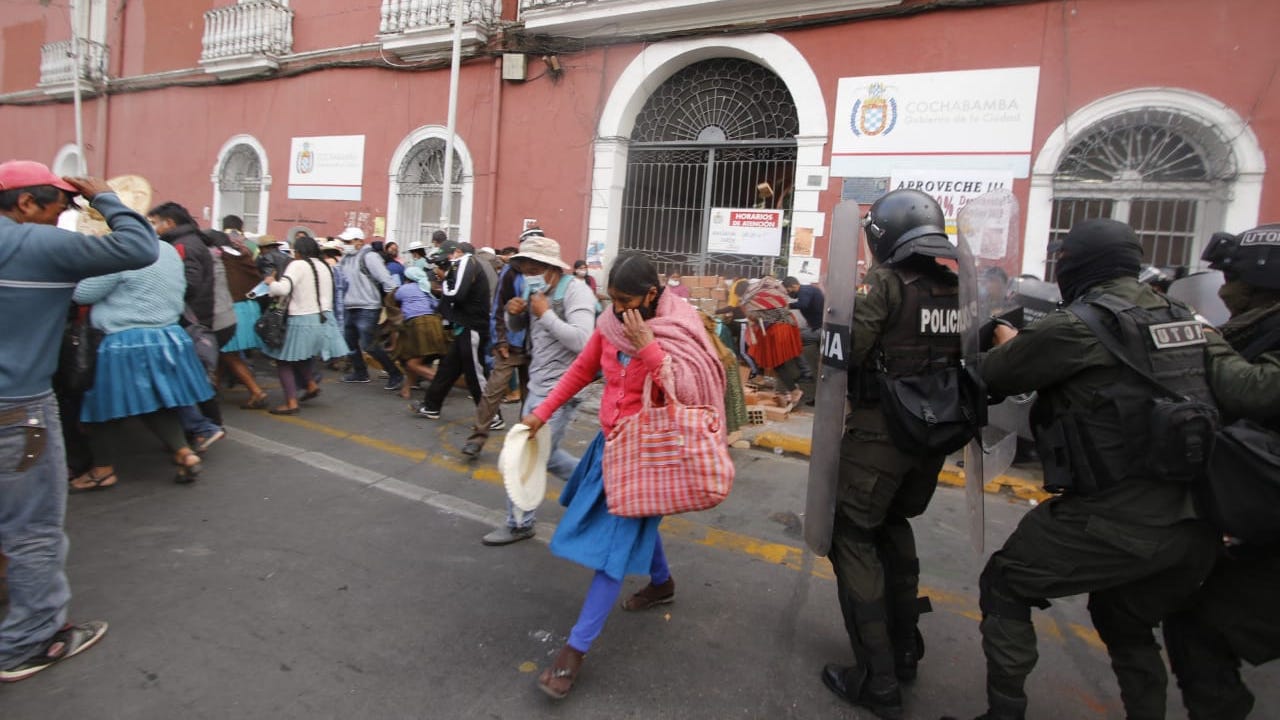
left=269, top=406, right=300, bottom=415
left=239, top=393, right=269, bottom=410
left=69, top=469, right=118, bottom=494
left=174, top=450, right=202, bottom=485
left=621, top=578, right=675, bottom=611
left=537, top=645, right=585, bottom=700
left=300, top=387, right=321, bottom=402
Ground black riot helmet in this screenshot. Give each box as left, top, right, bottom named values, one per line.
left=863, top=189, right=955, bottom=265
left=1202, top=224, right=1280, bottom=290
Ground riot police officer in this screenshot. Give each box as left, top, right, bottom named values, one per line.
left=1162, top=223, right=1280, bottom=720
left=947, top=219, right=1280, bottom=720
left=822, top=189, right=965, bottom=719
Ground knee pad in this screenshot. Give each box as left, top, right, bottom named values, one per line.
left=979, top=564, right=1045, bottom=622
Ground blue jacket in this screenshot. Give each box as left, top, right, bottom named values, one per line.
left=0, top=192, right=158, bottom=400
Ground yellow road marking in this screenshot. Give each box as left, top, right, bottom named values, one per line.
left=262, top=412, right=1103, bottom=653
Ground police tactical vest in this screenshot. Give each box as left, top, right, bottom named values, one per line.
left=867, top=268, right=973, bottom=454
left=875, top=269, right=963, bottom=377
left=1039, top=292, right=1217, bottom=495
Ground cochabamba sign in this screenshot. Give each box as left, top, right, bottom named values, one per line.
left=831, top=66, right=1040, bottom=177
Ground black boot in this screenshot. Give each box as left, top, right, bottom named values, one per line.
left=822, top=663, right=903, bottom=720
left=895, top=626, right=925, bottom=682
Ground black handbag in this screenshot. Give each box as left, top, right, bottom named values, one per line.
left=254, top=277, right=292, bottom=349
left=55, top=309, right=103, bottom=394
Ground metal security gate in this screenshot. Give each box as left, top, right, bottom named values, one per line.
left=395, top=137, right=463, bottom=245
left=619, top=57, right=800, bottom=278
left=621, top=143, right=795, bottom=277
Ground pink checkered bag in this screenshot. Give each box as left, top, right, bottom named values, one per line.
left=602, top=364, right=735, bottom=517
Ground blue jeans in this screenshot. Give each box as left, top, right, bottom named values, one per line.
left=0, top=393, right=71, bottom=669
left=177, top=405, right=220, bottom=438
left=506, top=388, right=581, bottom=529
left=344, top=307, right=399, bottom=380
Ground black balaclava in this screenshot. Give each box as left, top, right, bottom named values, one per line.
left=1054, top=218, right=1144, bottom=303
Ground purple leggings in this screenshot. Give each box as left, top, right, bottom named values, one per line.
left=276, top=358, right=315, bottom=403
left=567, top=534, right=671, bottom=653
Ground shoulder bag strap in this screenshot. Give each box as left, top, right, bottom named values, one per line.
left=1068, top=301, right=1184, bottom=400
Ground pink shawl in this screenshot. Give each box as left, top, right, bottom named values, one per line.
left=597, top=290, right=727, bottom=435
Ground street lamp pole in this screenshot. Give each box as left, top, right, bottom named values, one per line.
left=69, top=0, right=86, bottom=174
left=439, top=0, right=465, bottom=239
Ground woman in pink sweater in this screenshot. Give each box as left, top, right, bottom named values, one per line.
left=522, top=253, right=725, bottom=699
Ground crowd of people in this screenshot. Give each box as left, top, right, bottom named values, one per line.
left=1, top=161, right=1278, bottom=720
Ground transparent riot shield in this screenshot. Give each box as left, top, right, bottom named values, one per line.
left=803, top=201, right=863, bottom=556
left=955, top=190, right=1022, bottom=553
left=1168, top=270, right=1229, bottom=327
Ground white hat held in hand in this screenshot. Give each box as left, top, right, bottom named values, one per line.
left=499, top=423, right=552, bottom=520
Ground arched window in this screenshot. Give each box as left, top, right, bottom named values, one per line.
left=620, top=57, right=800, bottom=277
left=217, top=144, right=265, bottom=233
left=391, top=136, right=465, bottom=245
left=1045, top=109, right=1235, bottom=278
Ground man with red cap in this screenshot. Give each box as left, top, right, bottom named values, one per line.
left=0, top=160, right=158, bottom=682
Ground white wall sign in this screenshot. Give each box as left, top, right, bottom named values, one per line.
left=831, top=67, right=1040, bottom=177
left=288, top=135, right=365, bottom=201
left=833, top=67, right=1039, bottom=155
left=888, top=170, right=1014, bottom=241
left=706, top=208, right=784, bottom=256
left=790, top=257, right=822, bottom=285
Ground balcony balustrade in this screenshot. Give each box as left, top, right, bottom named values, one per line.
left=379, top=0, right=498, bottom=60
left=518, top=0, right=902, bottom=37
left=200, top=0, right=294, bottom=79
left=38, top=39, right=108, bottom=97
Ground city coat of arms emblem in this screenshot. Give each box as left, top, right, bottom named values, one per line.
left=850, top=82, right=897, bottom=137
left=296, top=142, right=315, bottom=174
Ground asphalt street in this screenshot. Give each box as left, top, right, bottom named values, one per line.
left=2, top=370, right=1276, bottom=719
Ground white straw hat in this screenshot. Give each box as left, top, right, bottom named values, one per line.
left=499, top=423, right=553, bottom=520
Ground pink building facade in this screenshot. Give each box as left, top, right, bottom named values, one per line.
left=1, top=0, right=1275, bottom=282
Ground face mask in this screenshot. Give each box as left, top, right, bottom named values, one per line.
left=524, top=275, right=549, bottom=298
left=575, top=269, right=587, bottom=278
left=341, top=245, right=357, bottom=256
left=667, top=278, right=680, bottom=287
left=1219, top=279, right=1255, bottom=317
left=613, top=302, right=656, bottom=323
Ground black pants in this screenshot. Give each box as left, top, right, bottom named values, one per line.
left=828, top=411, right=943, bottom=681
left=978, top=498, right=1219, bottom=720
left=88, top=409, right=188, bottom=464
left=1163, top=548, right=1280, bottom=720
left=422, top=328, right=488, bottom=413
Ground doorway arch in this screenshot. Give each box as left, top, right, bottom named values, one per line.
left=590, top=33, right=828, bottom=274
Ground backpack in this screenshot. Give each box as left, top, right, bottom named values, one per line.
left=1070, top=300, right=1219, bottom=487
left=1199, top=318, right=1280, bottom=544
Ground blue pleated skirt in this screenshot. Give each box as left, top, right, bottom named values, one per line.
left=81, top=325, right=216, bottom=423
left=550, top=431, right=663, bottom=580
left=261, top=311, right=350, bottom=362
left=221, top=299, right=262, bottom=352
